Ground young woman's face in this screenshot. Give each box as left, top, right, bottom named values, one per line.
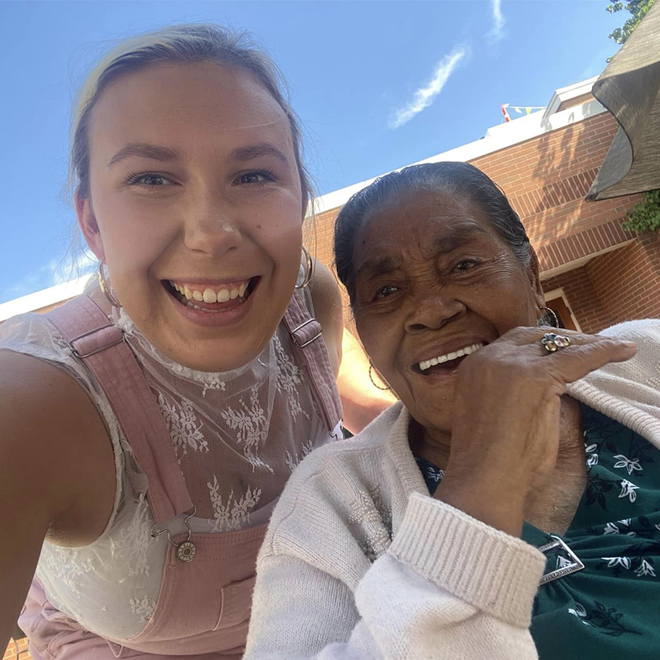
left=80, top=62, right=304, bottom=371
left=353, top=189, right=544, bottom=437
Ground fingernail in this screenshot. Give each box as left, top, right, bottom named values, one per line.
left=622, top=341, right=637, bottom=348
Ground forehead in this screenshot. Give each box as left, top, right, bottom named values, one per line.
left=88, top=61, right=293, bottom=159
left=354, top=188, right=501, bottom=267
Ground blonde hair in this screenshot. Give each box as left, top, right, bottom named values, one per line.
left=69, top=23, right=311, bottom=205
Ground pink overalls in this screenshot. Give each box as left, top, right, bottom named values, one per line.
left=19, top=291, right=343, bottom=659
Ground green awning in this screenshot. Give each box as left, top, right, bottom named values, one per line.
left=587, top=2, right=660, bottom=201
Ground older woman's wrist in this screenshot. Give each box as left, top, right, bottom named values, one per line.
left=389, top=492, right=545, bottom=627
left=433, top=472, right=527, bottom=537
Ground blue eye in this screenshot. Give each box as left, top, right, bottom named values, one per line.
left=127, top=172, right=172, bottom=187
left=235, top=170, right=276, bottom=185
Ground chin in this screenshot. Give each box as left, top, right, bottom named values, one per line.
left=164, top=341, right=265, bottom=373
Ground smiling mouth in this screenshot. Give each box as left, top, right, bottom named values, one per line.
left=163, top=277, right=259, bottom=312
left=413, top=342, right=486, bottom=376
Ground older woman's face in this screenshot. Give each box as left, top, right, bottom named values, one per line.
left=353, top=189, right=544, bottom=436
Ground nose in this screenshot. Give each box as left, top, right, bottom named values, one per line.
left=183, top=196, right=244, bottom=258
left=404, top=289, right=465, bottom=334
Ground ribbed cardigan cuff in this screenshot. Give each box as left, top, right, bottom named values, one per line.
left=388, top=493, right=546, bottom=628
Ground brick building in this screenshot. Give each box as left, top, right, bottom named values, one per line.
left=308, top=77, right=660, bottom=334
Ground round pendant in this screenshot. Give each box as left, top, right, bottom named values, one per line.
left=177, top=541, right=197, bottom=563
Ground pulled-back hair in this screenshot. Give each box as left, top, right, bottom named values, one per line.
left=69, top=23, right=311, bottom=206
left=334, top=161, right=532, bottom=306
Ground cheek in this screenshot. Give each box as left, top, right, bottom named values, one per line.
left=253, top=216, right=303, bottom=281
left=93, top=196, right=176, bottom=282
left=356, top=313, right=400, bottom=374
left=472, top=262, right=538, bottom=328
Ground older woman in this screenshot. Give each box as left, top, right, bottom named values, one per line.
left=245, top=162, right=660, bottom=660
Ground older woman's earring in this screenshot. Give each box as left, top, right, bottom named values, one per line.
left=295, top=246, right=313, bottom=289
left=538, top=305, right=559, bottom=328
left=369, top=364, right=391, bottom=391
left=97, top=261, right=122, bottom=308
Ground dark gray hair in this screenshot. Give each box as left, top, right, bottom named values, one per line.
left=334, top=161, right=532, bottom=306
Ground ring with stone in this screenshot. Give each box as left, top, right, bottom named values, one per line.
left=541, top=332, right=571, bottom=353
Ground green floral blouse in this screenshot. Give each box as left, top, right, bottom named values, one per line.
left=415, top=404, right=660, bottom=659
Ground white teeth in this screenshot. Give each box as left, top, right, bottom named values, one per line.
left=418, top=343, right=485, bottom=372
left=203, top=288, right=217, bottom=303
left=170, top=278, right=252, bottom=306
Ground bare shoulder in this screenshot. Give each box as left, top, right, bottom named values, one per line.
left=309, top=260, right=344, bottom=375
left=0, top=349, right=116, bottom=545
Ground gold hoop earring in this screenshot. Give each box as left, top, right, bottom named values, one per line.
left=538, top=305, right=559, bottom=328
left=369, top=364, right=391, bottom=391
left=295, top=245, right=313, bottom=289
left=97, top=262, right=122, bottom=309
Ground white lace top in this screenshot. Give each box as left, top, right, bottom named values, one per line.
left=0, top=296, right=329, bottom=640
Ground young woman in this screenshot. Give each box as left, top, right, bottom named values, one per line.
left=0, top=24, right=392, bottom=660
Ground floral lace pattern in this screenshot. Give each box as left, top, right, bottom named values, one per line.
left=130, top=596, right=156, bottom=624
left=274, top=334, right=310, bottom=422
left=1, top=289, right=334, bottom=641
left=159, top=394, right=208, bottom=463
left=220, top=384, right=271, bottom=472
left=109, top=493, right=154, bottom=580
left=207, top=477, right=263, bottom=532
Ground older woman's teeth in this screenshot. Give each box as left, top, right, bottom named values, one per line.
left=418, top=343, right=484, bottom=372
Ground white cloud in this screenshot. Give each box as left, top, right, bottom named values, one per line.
left=2, top=248, right=96, bottom=304
left=488, top=0, right=506, bottom=41
left=389, top=46, right=467, bottom=129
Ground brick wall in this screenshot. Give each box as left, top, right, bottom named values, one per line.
left=3, top=638, right=31, bottom=660
left=542, top=267, right=614, bottom=334
left=469, top=112, right=643, bottom=272
left=587, top=232, right=660, bottom=325
left=310, top=110, right=657, bottom=331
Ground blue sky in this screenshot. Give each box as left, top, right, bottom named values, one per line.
left=0, top=1, right=622, bottom=304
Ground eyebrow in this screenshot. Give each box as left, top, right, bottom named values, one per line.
left=108, top=143, right=180, bottom=168
left=356, top=255, right=402, bottom=281
left=355, top=222, right=489, bottom=281
left=107, top=142, right=289, bottom=168
left=430, top=222, right=489, bottom=253
left=230, top=143, right=289, bottom=164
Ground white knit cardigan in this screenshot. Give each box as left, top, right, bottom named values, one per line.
left=244, top=320, right=660, bottom=660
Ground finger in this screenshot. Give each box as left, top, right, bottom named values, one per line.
left=543, top=337, right=636, bottom=384
left=505, top=326, right=609, bottom=347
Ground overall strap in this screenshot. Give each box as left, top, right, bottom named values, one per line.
left=48, top=295, right=193, bottom=525
left=282, top=290, right=343, bottom=437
